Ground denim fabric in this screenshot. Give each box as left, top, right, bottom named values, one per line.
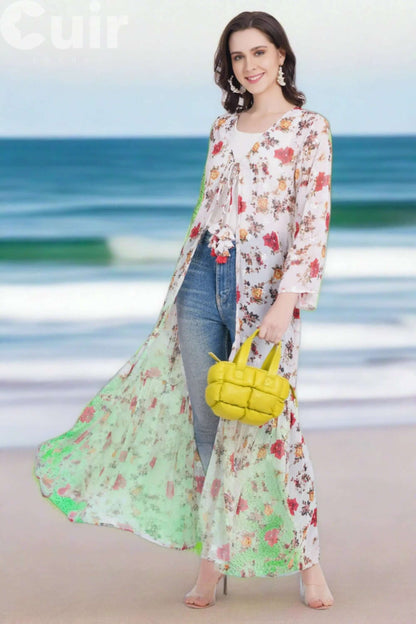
left=175, top=229, right=236, bottom=474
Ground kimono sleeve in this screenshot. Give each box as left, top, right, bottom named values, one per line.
left=183, top=117, right=218, bottom=241
left=278, top=115, right=333, bottom=311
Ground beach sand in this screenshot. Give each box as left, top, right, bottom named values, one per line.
left=1, top=423, right=415, bottom=623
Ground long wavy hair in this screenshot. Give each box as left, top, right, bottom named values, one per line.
left=214, top=11, right=306, bottom=113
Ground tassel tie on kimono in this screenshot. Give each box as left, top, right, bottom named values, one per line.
left=207, top=160, right=240, bottom=264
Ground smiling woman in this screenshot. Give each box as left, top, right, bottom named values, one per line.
left=33, top=9, right=335, bottom=614
left=214, top=13, right=305, bottom=115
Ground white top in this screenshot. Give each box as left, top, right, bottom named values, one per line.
left=229, top=123, right=264, bottom=160
left=206, top=123, right=263, bottom=241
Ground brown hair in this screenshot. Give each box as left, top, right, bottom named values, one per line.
left=213, top=11, right=306, bottom=113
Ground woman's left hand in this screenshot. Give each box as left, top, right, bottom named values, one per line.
left=258, top=293, right=299, bottom=344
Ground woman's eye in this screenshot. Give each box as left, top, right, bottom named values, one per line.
left=233, top=50, right=265, bottom=61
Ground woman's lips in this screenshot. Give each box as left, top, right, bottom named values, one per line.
left=245, top=72, right=264, bottom=84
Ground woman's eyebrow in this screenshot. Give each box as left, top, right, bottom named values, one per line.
left=230, top=45, right=267, bottom=55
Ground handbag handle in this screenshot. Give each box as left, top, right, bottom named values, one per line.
left=234, top=328, right=298, bottom=405
left=234, top=328, right=281, bottom=375
left=209, top=327, right=298, bottom=406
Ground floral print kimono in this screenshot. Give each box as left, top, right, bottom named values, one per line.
left=33, top=106, right=333, bottom=579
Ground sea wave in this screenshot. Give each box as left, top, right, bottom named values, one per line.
left=1, top=235, right=416, bottom=275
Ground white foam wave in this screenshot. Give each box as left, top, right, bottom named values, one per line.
left=1, top=283, right=416, bottom=351
left=0, top=359, right=415, bottom=403
left=324, top=247, right=416, bottom=278
left=0, top=282, right=168, bottom=322
left=108, top=236, right=182, bottom=262
left=106, top=239, right=416, bottom=277
left=1, top=359, right=415, bottom=448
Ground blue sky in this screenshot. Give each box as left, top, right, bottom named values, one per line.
left=0, top=0, right=414, bottom=136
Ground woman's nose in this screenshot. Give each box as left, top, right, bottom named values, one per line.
left=244, top=58, right=258, bottom=72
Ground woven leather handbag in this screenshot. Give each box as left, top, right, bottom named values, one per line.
left=205, top=327, right=298, bottom=426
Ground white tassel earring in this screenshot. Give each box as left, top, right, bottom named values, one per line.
left=228, top=75, right=246, bottom=108
left=277, top=65, right=286, bottom=86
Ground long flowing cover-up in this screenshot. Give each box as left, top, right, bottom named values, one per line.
left=33, top=106, right=333, bottom=578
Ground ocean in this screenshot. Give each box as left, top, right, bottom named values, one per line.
left=1, top=134, right=415, bottom=446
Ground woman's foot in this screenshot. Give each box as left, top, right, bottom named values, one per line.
left=300, top=562, right=334, bottom=609
left=184, top=557, right=223, bottom=608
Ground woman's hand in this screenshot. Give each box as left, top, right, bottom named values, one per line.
left=258, top=293, right=299, bottom=344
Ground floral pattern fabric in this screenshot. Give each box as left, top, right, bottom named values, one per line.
left=33, top=106, right=333, bottom=578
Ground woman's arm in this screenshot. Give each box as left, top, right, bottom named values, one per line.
left=259, top=292, right=299, bottom=344
left=259, top=115, right=333, bottom=344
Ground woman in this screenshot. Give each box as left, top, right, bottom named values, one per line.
left=33, top=10, right=334, bottom=612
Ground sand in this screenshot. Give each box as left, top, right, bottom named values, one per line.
left=1, top=423, right=415, bottom=624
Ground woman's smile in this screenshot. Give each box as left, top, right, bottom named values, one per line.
left=245, top=72, right=265, bottom=83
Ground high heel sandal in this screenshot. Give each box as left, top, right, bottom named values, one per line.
left=299, top=575, right=334, bottom=609
left=184, top=573, right=228, bottom=609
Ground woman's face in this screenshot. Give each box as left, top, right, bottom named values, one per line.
left=229, top=28, right=285, bottom=95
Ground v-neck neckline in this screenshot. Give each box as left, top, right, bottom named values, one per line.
left=227, top=106, right=302, bottom=161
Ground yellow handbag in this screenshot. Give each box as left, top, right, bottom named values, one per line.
left=205, top=327, right=298, bottom=426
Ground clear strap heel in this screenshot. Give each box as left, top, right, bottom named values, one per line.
left=184, top=573, right=228, bottom=609
left=299, top=574, right=334, bottom=609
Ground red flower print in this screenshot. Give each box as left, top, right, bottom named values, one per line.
left=315, top=171, right=330, bottom=192
left=261, top=163, right=270, bottom=176
left=74, top=430, right=89, bottom=444
left=79, top=406, right=95, bottom=423
left=190, top=222, right=201, bottom=238
left=293, top=307, right=300, bottom=319
left=195, top=476, right=205, bottom=493
left=112, top=473, right=126, bottom=490
left=129, top=396, right=137, bottom=412
left=264, top=528, right=280, bottom=546
left=117, top=523, right=134, bottom=533
left=143, top=367, right=161, bottom=385
left=294, top=221, right=300, bottom=239
left=325, top=211, right=330, bottom=231
left=311, top=508, right=318, bottom=526
left=149, top=456, right=157, bottom=468
left=211, top=478, right=221, bottom=498
left=287, top=497, right=299, bottom=515
left=217, top=543, right=230, bottom=560
left=151, top=397, right=157, bottom=408
left=102, top=431, right=112, bottom=451
left=212, top=140, right=223, bottom=155
left=119, top=450, right=128, bottom=462
left=236, top=496, right=248, bottom=514
left=216, top=255, right=228, bottom=264
left=310, top=258, right=320, bottom=278
left=263, top=232, right=280, bottom=252
left=166, top=481, right=174, bottom=498
left=274, top=146, right=294, bottom=164
left=236, top=287, right=240, bottom=303
left=270, top=439, right=285, bottom=459
left=290, top=411, right=296, bottom=428
left=57, top=484, right=70, bottom=496
left=238, top=195, right=247, bottom=214
left=229, top=452, right=235, bottom=472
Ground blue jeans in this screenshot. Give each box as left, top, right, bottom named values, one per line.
left=175, top=229, right=236, bottom=475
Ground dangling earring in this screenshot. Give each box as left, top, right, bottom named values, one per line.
left=228, top=75, right=246, bottom=108
left=277, top=65, right=286, bottom=86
